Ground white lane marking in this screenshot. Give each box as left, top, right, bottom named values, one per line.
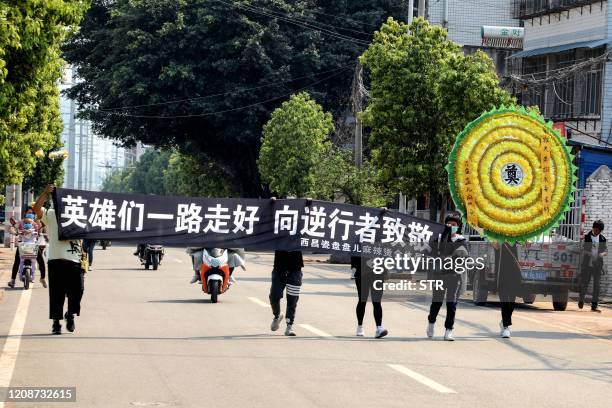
left=173, top=259, right=184, bottom=263
left=248, top=297, right=269, bottom=308
left=0, top=289, right=33, bottom=406
left=299, top=324, right=333, bottom=338
left=387, top=364, right=457, bottom=394
left=515, top=314, right=612, bottom=345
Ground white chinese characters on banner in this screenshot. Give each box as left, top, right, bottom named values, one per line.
left=274, top=205, right=299, bottom=235
left=232, top=205, right=260, bottom=234
left=60, top=195, right=88, bottom=228
left=176, top=203, right=203, bottom=233
left=118, top=200, right=144, bottom=231
left=89, top=198, right=117, bottom=230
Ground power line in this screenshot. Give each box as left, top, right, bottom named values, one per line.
left=104, top=67, right=350, bottom=119
left=96, top=65, right=353, bottom=112
left=210, top=0, right=372, bottom=46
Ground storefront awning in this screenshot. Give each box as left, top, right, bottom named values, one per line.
left=509, top=38, right=610, bottom=59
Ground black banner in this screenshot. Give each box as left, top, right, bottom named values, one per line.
left=52, top=188, right=446, bottom=256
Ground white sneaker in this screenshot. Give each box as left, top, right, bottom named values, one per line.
left=427, top=322, right=435, bottom=338
left=190, top=274, right=200, bottom=284
left=88, top=266, right=93, bottom=271
left=271, top=314, right=284, bottom=331
left=356, top=325, right=365, bottom=336
left=444, top=329, right=455, bottom=341
left=499, top=320, right=505, bottom=336
left=375, top=327, right=388, bottom=339
left=230, top=275, right=236, bottom=283
left=501, top=327, right=511, bottom=339
left=40, top=278, right=47, bottom=288
left=285, top=324, right=296, bottom=336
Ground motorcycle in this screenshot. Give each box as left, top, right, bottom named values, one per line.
left=199, top=248, right=246, bottom=303
left=138, top=244, right=164, bottom=270
left=17, top=238, right=41, bottom=290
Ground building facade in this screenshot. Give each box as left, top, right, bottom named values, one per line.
left=59, top=67, right=143, bottom=191
left=427, top=0, right=522, bottom=77
left=510, top=0, right=610, bottom=146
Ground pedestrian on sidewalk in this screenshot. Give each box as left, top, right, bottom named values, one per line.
left=269, top=250, right=303, bottom=336
left=494, top=242, right=522, bottom=339
left=578, top=220, right=607, bottom=313
left=352, top=256, right=388, bottom=339
left=427, top=213, right=468, bottom=341
left=33, top=184, right=86, bottom=335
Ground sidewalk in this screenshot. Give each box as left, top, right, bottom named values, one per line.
left=0, top=246, right=16, bottom=302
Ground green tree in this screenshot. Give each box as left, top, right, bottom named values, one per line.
left=62, top=0, right=408, bottom=196
left=311, top=148, right=386, bottom=207
left=258, top=92, right=334, bottom=198
left=163, top=151, right=237, bottom=197
left=360, top=18, right=514, bottom=219
left=22, top=134, right=67, bottom=197
left=0, top=1, right=89, bottom=193
left=100, top=168, right=133, bottom=193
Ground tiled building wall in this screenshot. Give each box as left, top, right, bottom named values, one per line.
left=428, top=0, right=519, bottom=47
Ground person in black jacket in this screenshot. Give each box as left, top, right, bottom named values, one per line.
left=427, top=213, right=468, bottom=341
left=495, top=242, right=522, bottom=339
left=269, top=250, right=303, bottom=336
left=578, top=220, right=607, bottom=312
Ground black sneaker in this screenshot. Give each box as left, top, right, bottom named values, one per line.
left=64, top=312, right=75, bottom=332
left=578, top=300, right=584, bottom=309
left=52, top=321, right=62, bottom=335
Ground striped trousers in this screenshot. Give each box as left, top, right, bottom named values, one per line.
left=269, top=268, right=303, bottom=324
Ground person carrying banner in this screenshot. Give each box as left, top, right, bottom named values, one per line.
left=352, top=256, right=388, bottom=338
left=33, top=184, right=86, bottom=335
left=269, top=250, right=303, bottom=336
left=427, top=213, right=468, bottom=341
left=578, top=220, right=607, bottom=312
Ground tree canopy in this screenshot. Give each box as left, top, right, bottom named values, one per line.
left=62, top=0, right=408, bottom=196
left=360, top=17, right=514, bottom=216
left=0, top=0, right=89, bottom=194
left=258, top=92, right=334, bottom=198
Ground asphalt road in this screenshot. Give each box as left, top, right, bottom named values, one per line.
left=1, top=246, right=611, bottom=408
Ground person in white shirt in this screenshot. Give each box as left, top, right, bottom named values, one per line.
left=578, top=220, right=607, bottom=312
left=33, top=184, right=85, bottom=335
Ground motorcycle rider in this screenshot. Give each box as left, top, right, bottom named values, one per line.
left=270, top=250, right=303, bottom=336
left=8, top=208, right=47, bottom=288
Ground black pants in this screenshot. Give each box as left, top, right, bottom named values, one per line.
left=269, top=268, right=302, bottom=325
left=11, top=248, right=46, bottom=280
left=579, top=265, right=602, bottom=308
left=48, top=260, right=84, bottom=320
left=428, top=274, right=461, bottom=329
left=355, top=271, right=383, bottom=326
left=83, top=240, right=96, bottom=266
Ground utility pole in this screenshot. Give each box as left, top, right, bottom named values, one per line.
left=408, top=0, right=414, bottom=24
left=418, top=0, right=426, bottom=18
left=78, top=119, right=84, bottom=189
left=352, top=61, right=364, bottom=168
left=66, top=97, right=76, bottom=188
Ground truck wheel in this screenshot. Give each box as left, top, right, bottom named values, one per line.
left=522, top=294, right=536, bottom=304
left=473, top=270, right=488, bottom=306
left=552, top=291, right=568, bottom=311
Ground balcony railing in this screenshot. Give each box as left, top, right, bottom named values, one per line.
left=513, top=0, right=604, bottom=19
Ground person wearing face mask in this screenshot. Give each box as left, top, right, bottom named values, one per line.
left=578, top=220, right=607, bottom=312
left=427, top=213, right=468, bottom=341
left=7, top=208, right=47, bottom=289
